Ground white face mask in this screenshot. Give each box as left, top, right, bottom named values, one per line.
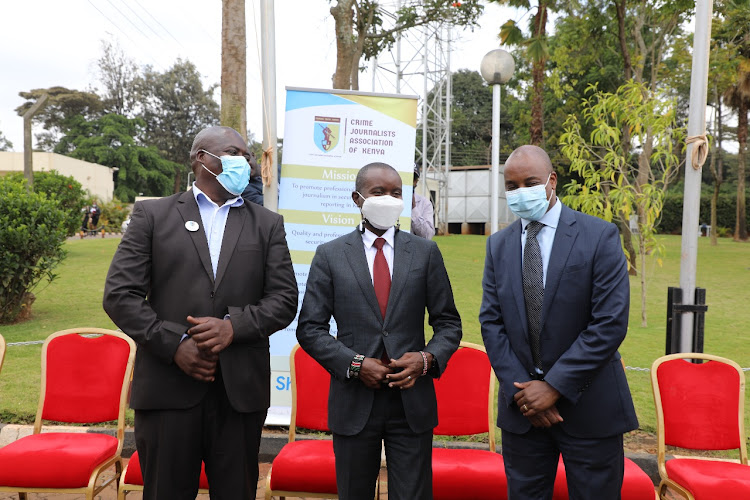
left=357, top=192, right=404, bottom=230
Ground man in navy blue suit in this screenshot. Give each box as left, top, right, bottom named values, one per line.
left=480, top=145, right=638, bottom=500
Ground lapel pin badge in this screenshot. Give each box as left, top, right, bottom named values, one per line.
left=185, top=221, right=199, bottom=232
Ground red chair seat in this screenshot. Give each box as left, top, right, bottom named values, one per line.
left=0, top=433, right=118, bottom=488
left=432, top=448, right=507, bottom=500
left=124, top=450, right=209, bottom=490
left=666, top=458, right=750, bottom=499
left=553, top=457, right=655, bottom=499
left=269, top=440, right=337, bottom=494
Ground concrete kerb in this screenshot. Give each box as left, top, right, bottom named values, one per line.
left=0, top=423, right=661, bottom=486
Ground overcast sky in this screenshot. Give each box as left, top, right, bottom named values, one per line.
left=0, top=0, right=516, bottom=151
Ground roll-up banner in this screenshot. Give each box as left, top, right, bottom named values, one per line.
left=266, top=87, right=418, bottom=425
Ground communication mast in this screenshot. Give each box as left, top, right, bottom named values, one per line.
left=368, top=4, right=457, bottom=234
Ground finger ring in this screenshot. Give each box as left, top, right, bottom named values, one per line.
left=522, top=404, right=529, bottom=412
left=407, top=375, right=412, bottom=380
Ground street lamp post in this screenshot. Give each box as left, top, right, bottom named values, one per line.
left=480, top=49, right=515, bottom=234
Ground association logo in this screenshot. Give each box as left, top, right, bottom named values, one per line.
left=314, top=116, right=341, bottom=153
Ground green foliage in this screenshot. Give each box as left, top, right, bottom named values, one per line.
left=99, top=198, right=131, bottom=232
left=560, top=81, right=685, bottom=326
left=55, top=114, right=176, bottom=202
left=658, top=189, right=750, bottom=234
left=137, top=59, right=220, bottom=188
left=27, top=170, right=86, bottom=236
left=0, top=176, right=67, bottom=324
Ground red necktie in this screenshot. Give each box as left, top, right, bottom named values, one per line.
left=372, top=237, right=391, bottom=319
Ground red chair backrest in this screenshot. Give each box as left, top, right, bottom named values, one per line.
left=433, top=345, right=491, bottom=436
left=293, top=346, right=331, bottom=432
left=656, top=358, right=742, bottom=450
left=41, top=333, right=131, bottom=423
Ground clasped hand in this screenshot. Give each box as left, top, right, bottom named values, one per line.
left=513, top=380, right=564, bottom=428
left=358, top=352, right=429, bottom=390
left=173, top=316, right=235, bottom=382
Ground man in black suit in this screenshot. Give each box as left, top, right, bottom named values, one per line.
left=480, top=145, right=638, bottom=499
left=296, top=162, right=462, bottom=500
left=103, top=126, right=298, bottom=500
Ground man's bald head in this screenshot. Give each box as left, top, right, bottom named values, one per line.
left=190, top=126, right=243, bottom=163
left=505, top=145, right=554, bottom=175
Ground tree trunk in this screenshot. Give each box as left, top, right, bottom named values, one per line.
left=331, top=1, right=356, bottom=90
left=736, top=99, right=748, bottom=241
left=615, top=0, right=632, bottom=82
left=529, top=4, right=547, bottom=146
left=221, top=0, right=247, bottom=142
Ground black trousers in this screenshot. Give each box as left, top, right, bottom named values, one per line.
left=333, top=388, right=433, bottom=500
left=501, top=425, right=625, bottom=500
left=134, top=369, right=267, bottom=500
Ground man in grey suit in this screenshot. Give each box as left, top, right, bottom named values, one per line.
left=103, top=126, right=298, bottom=499
left=296, top=162, right=462, bottom=500
left=480, top=145, right=638, bottom=499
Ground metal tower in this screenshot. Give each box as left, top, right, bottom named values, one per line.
left=368, top=4, right=455, bottom=234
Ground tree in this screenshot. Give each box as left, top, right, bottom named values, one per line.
left=221, top=0, right=247, bottom=141
left=29, top=170, right=87, bottom=236
left=495, top=0, right=570, bottom=145
left=56, top=114, right=176, bottom=202
left=136, top=60, right=220, bottom=192
left=716, top=0, right=750, bottom=241
left=95, top=39, right=140, bottom=117
left=15, top=87, right=103, bottom=152
left=560, top=81, right=684, bottom=327
left=0, top=127, right=12, bottom=151
left=329, top=0, right=483, bottom=90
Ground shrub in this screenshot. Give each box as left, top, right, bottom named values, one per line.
left=658, top=190, right=750, bottom=235
left=99, top=198, right=131, bottom=232
left=32, top=170, right=87, bottom=236
left=0, top=176, right=68, bottom=324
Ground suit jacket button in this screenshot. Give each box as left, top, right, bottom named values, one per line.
left=382, top=330, right=388, bottom=336
left=210, top=291, right=215, bottom=298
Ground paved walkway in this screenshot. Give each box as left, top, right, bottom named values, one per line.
left=0, top=461, right=393, bottom=500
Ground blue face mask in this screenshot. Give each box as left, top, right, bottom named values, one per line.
left=199, top=149, right=250, bottom=196
left=506, top=174, right=552, bottom=221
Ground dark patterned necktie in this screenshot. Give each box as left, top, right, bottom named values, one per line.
left=523, top=221, right=544, bottom=371
left=372, top=238, right=390, bottom=319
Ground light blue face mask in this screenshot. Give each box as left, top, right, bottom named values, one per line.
left=506, top=174, right=552, bottom=221
left=199, top=149, right=250, bottom=196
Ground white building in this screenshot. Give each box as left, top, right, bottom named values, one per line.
left=0, top=152, right=115, bottom=202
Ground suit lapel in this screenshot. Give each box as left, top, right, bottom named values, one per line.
left=343, top=230, right=383, bottom=324
left=385, top=230, right=412, bottom=326
left=541, top=205, right=578, bottom=326
left=506, top=221, right=528, bottom=334
left=176, top=191, right=214, bottom=285
left=214, top=204, right=246, bottom=291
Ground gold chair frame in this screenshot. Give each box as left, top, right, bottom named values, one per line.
left=0, top=333, right=6, bottom=374
left=651, top=352, right=747, bottom=500
left=265, top=344, right=379, bottom=500
left=0, top=327, right=136, bottom=500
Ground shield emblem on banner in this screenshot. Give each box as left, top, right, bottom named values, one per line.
left=314, top=116, right=341, bottom=153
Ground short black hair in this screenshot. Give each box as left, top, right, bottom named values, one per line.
left=355, top=162, right=399, bottom=193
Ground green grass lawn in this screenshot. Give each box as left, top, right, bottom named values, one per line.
left=1, top=234, right=749, bottom=440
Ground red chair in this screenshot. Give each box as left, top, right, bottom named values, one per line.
left=118, top=451, right=209, bottom=499
left=0, top=328, right=135, bottom=500
left=264, top=344, right=339, bottom=499
left=651, top=353, right=750, bottom=500
left=552, top=455, right=656, bottom=499
left=432, top=342, right=507, bottom=500
left=552, top=359, right=656, bottom=499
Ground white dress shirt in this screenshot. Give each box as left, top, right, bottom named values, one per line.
left=361, top=225, right=396, bottom=282
left=520, top=198, right=562, bottom=287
